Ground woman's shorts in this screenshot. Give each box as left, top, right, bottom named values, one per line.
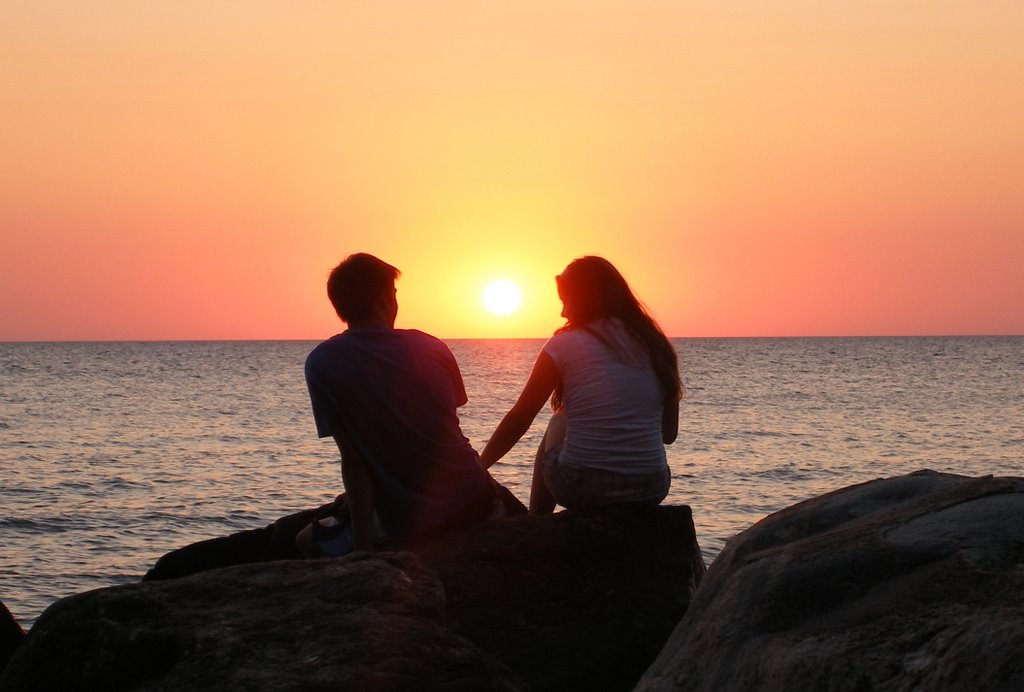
left=541, top=445, right=670, bottom=509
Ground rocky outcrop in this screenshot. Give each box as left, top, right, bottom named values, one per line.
left=1, top=552, right=522, bottom=691
left=636, top=470, right=1024, bottom=691
left=0, top=599, right=24, bottom=676
left=2, top=505, right=704, bottom=691
left=415, top=505, right=705, bottom=691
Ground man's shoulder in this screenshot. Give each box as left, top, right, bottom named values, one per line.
left=306, top=329, right=448, bottom=364
left=304, top=332, right=350, bottom=372
left=396, top=330, right=460, bottom=373
left=396, top=328, right=445, bottom=347
left=307, top=331, right=345, bottom=354
left=374, top=328, right=450, bottom=357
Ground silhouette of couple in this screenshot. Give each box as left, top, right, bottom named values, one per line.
left=297, top=253, right=681, bottom=557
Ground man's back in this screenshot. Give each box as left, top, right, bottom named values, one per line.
left=305, top=327, right=491, bottom=539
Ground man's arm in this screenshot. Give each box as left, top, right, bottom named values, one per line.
left=334, top=433, right=375, bottom=552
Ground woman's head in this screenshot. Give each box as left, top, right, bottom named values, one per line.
left=556, top=256, right=639, bottom=325
left=555, top=255, right=683, bottom=402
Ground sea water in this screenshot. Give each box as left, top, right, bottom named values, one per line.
left=1, top=337, right=1022, bottom=628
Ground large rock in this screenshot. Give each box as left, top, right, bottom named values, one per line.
left=1, top=599, right=24, bottom=676
left=636, top=470, right=1024, bottom=691
left=415, top=505, right=705, bottom=691
left=3, top=505, right=704, bottom=691
left=0, top=552, right=523, bottom=691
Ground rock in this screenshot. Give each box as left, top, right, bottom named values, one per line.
left=141, top=487, right=527, bottom=582
left=3, top=505, right=704, bottom=691
left=1, top=599, right=24, bottom=675
left=415, top=504, right=706, bottom=691
left=636, top=470, right=1024, bottom=692
left=0, top=552, right=524, bottom=691
left=142, top=506, right=322, bottom=581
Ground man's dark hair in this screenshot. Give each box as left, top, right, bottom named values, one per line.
left=326, top=253, right=401, bottom=323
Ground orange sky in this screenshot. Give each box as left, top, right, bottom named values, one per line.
left=2, top=1, right=1022, bottom=340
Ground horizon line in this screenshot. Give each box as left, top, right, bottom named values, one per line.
left=2, top=333, right=1022, bottom=345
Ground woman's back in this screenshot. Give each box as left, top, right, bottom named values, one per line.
left=542, top=318, right=667, bottom=475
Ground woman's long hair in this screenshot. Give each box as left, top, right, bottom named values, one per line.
left=554, top=256, right=683, bottom=404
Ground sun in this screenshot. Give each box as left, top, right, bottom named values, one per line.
left=481, top=279, right=522, bottom=316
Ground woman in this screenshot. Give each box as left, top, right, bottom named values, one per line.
left=480, top=256, right=682, bottom=514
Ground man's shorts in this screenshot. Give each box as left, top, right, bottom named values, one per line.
left=542, top=444, right=670, bottom=509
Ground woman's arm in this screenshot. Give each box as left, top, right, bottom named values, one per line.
left=662, top=396, right=679, bottom=444
left=480, top=351, right=559, bottom=469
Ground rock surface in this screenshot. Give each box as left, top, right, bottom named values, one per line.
left=636, top=470, right=1024, bottom=691
left=1, top=599, right=24, bottom=676
left=2, top=505, right=704, bottom=691
left=415, top=505, right=705, bottom=691
left=1, top=552, right=521, bottom=691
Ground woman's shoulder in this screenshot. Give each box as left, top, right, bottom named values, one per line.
left=543, top=323, right=612, bottom=361
left=543, top=326, right=588, bottom=350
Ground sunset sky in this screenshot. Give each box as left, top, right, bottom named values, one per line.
left=2, top=1, right=1022, bottom=340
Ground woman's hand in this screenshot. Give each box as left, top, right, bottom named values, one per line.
left=480, top=351, right=558, bottom=468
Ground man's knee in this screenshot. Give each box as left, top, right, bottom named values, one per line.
left=295, top=522, right=319, bottom=558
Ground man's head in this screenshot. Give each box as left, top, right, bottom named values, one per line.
left=326, top=253, right=400, bottom=326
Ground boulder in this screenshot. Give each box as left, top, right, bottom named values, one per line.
left=636, top=470, right=1024, bottom=691
left=0, top=552, right=524, bottom=691
left=1, top=599, right=24, bottom=676
left=415, top=505, right=705, bottom=691
left=3, top=505, right=704, bottom=691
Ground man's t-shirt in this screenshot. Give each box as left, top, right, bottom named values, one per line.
left=304, top=327, right=491, bottom=539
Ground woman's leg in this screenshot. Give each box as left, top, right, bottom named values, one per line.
left=529, top=411, right=566, bottom=515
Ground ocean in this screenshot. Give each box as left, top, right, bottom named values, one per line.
left=1, top=337, right=1022, bottom=629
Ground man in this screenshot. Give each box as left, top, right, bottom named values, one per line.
left=298, top=253, right=506, bottom=556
